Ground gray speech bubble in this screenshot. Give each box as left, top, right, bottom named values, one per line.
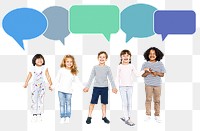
left=43, top=6, right=70, bottom=44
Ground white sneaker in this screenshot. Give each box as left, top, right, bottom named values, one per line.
left=31, top=115, right=37, bottom=122
left=37, top=115, right=42, bottom=122
left=65, top=117, right=70, bottom=123
left=60, top=118, right=65, bottom=124
left=155, top=116, right=162, bottom=123
left=144, top=115, right=151, bottom=121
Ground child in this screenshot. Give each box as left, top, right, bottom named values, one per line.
left=116, top=49, right=147, bottom=126
left=141, top=47, right=166, bottom=123
left=54, top=55, right=83, bottom=124
left=23, top=54, right=53, bottom=122
left=83, top=51, right=118, bottom=124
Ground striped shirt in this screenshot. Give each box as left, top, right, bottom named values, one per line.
left=141, top=61, right=166, bottom=86
left=86, top=65, right=116, bottom=88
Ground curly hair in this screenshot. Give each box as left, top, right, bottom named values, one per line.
left=60, top=55, right=78, bottom=75
left=32, top=54, right=45, bottom=66
left=143, top=47, right=164, bottom=61
left=119, top=49, right=132, bottom=64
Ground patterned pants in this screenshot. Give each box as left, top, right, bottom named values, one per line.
left=31, top=85, right=45, bottom=114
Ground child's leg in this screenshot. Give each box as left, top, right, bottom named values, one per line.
left=153, top=86, right=161, bottom=116
left=101, top=87, right=108, bottom=118
left=38, top=87, right=45, bottom=115
left=145, top=85, right=153, bottom=116
left=65, top=93, right=72, bottom=118
left=58, top=91, right=66, bottom=118
left=127, top=87, right=133, bottom=119
left=88, top=104, right=95, bottom=117
left=31, top=87, right=39, bottom=115
left=119, top=87, right=128, bottom=120
left=102, top=104, right=106, bottom=118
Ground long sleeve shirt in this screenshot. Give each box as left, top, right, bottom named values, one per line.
left=115, top=64, right=144, bottom=87
left=86, top=65, right=116, bottom=88
left=54, top=68, right=83, bottom=93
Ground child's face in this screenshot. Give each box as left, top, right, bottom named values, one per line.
left=65, top=58, right=73, bottom=69
left=121, top=53, right=131, bottom=64
left=35, top=58, right=44, bottom=66
left=149, top=50, right=157, bottom=61
left=98, top=53, right=107, bottom=64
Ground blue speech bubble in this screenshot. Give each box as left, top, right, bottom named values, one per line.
left=121, top=4, right=157, bottom=42
left=2, top=8, right=47, bottom=50
left=154, top=10, right=196, bottom=40
left=43, top=6, right=70, bottom=44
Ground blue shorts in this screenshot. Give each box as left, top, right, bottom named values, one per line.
left=91, top=87, right=108, bottom=104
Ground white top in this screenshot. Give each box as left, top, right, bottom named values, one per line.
left=115, top=64, right=144, bottom=87
left=29, top=65, right=47, bottom=82
left=54, top=68, right=83, bottom=93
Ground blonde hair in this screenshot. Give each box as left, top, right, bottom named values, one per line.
left=60, top=55, right=78, bottom=75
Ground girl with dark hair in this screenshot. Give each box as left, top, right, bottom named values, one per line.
left=23, top=54, right=53, bottom=122
left=141, top=47, right=166, bottom=123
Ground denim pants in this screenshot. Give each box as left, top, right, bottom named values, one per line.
left=119, top=86, right=133, bottom=121
left=58, top=91, right=72, bottom=118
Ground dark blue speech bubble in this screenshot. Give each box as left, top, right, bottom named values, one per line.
left=2, top=8, right=47, bottom=50
left=154, top=10, right=196, bottom=40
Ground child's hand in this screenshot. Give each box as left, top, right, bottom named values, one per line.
left=112, top=88, right=118, bottom=94
left=49, top=86, right=53, bottom=91
left=83, top=87, right=89, bottom=92
left=23, top=83, right=28, bottom=88
left=151, top=72, right=157, bottom=77
left=144, top=68, right=150, bottom=72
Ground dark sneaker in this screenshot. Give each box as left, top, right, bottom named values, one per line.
left=120, top=117, right=125, bottom=122
left=86, top=117, right=92, bottom=124
left=102, top=117, right=110, bottom=124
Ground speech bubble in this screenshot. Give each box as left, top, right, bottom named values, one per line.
left=70, top=5, right=119, bottom=41
left=154, top=10, right=196, bottom=40
left=43, top=6, right=69, bottom=44
left=2, top=8, right=47, bottom=50
left=121, top=4, right=157, bottom=42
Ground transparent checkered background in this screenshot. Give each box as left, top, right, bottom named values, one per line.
left=0, top=0, right=200, bottom=131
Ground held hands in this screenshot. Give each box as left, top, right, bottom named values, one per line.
left=112, top=88, right=118, bottom=94
left=83, top=87, right=89, bottom=92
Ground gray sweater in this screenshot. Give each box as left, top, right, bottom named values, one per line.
left=86, top=65, right=116, bottom=88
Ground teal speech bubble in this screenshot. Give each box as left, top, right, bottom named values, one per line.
left=70, top=5, right=119, bottom=41
left=121, top=4, right=157, bottom=42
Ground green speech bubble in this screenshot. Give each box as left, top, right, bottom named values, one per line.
left=70, top=5, right=119, bottom=41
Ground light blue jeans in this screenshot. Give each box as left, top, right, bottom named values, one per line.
left=58, top=91, right=72, bottom=118
left=119, top=86, right=133, bottom=121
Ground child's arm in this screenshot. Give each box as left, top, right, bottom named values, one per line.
left=108, top=67, right=118, bottom=94
left=115, top=65, right=120, bottom=88
left=23, top=72, right=32, bottom=88
left=151, top=72, right=164, bottom=77
left=142, top=70, right=151, bottom=77
left=84, top=67, right=95, bottom=92
left=45, top=68, right=53, bottom=91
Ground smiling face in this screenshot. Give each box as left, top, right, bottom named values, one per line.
left=98, top=53, right=107, bottom=65
left=65, top=58, right=73, bottom=69
left=121, top=53, right=131, bottom=64
left=35, top=58, right=44, bottom=66
left=149, top=49, right=157, bottom=62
